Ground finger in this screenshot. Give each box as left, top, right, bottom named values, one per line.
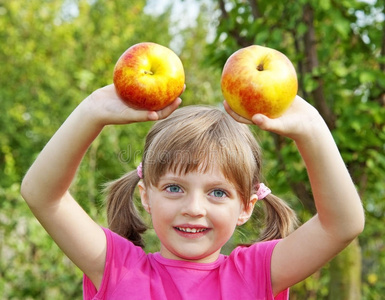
left=154, top=97, right=182, bottom=120
left=118, top=108, right=157, bottom=123
left=146, top=111, right=160, bottom=121
left=223, top=100, right=253, bottom=124
left=251, top=114, right=271, bottom=129
left=251, top=113, right=284, bottom=134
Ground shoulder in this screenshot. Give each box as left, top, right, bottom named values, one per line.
left=83, top=228, right=147, bottom=299
left=227, top=240, right=280, bottom=286
left=230, top=240, right=281, bottom=263
left=102, top=227, right=147, bottom=266
left=223, top=240, right=283, bottom=297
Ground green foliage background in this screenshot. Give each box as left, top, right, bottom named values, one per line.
left=0, top=0, right=384, bottom=299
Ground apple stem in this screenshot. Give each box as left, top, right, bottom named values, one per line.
left=144, top=70, right=154, bottom=75
left=257, top=64, right=264, bottom=71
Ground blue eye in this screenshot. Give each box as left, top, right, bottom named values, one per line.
left=210, top=189, right=227, bottom=198
left=166, top=185, right=182, bottom=193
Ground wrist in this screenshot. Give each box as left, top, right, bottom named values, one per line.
left=77, top=95, right=107, bottom=129
left=296, top=118, right=330, bottom=144
left=294, top=120, right=337, bottom=162
left=287, top=103, right=331, bottom=144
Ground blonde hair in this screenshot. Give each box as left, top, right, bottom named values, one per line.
left=106, top=105, right=297, bottom=248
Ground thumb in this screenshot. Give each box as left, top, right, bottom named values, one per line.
left=251, top=114, right=286, bottom=135
left=251, top=114, right=273, bottom=131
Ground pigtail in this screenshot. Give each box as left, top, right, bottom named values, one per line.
left=105, top=170, right=147, bottom=248
left=257, top=193, right=298, bottom=242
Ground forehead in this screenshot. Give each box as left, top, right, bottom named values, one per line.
left=146, top=149, right=229, bottom=182
left=158, top=163, right=235, bottom=186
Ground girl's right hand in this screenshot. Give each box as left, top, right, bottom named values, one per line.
left=82, top=84, right=183, bottom=126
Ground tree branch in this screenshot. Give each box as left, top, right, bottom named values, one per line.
left=381, top=8, right=385, bottom=73
left=218, top=0, right=228, bottom=19
left=217, top=0, right=254, bottom=47
left=292, top=29, right=307, bottom=99
left=303, top=3, right=336, bottom=130
left=291, top=182, right=316, bottom=214
left=247, top=0, right=261, bottom=20
left=379, top=3, right=385, bottom=107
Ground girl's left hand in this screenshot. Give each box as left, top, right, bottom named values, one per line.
left=224, top=96, right=325, bottom=141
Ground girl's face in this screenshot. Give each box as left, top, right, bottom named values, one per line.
left=139, top=165, right=257, bottom=263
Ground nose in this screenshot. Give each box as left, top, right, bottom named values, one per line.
left=181, top=193, right=207, bottom=217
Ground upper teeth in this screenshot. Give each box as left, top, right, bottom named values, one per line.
left=177, top=227, right=206, bottom=233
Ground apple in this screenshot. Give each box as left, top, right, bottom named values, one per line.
left=221, top=45, right=298, bottom=119
left=113, top=42, right=185, bottom=111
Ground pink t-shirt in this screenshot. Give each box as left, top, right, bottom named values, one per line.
left=83, top=228, right=289, bottom=300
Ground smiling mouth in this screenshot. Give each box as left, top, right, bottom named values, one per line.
left=175, top=227, right=208, bottom=233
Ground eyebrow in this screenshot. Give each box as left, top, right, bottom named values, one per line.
left=160, top=174, right=235, bottom=189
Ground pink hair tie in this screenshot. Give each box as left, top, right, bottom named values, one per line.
left=256, top=183, right=271, bottom=200
left=137, top=162, right=143, bottom=179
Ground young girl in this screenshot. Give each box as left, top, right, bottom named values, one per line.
left=21, top=84, right=364, bottom=299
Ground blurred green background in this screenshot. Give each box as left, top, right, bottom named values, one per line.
left=1, top=0, right=384, bottom=299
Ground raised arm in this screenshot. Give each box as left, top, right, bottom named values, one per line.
left=224, top=96, right=365, bottom=295
left=21, top=84, right=181, bottom=289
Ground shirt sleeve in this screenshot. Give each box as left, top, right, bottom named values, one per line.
left=229, top=240, right=289, bottom=300
left=83, top=227, right=146, bottom=300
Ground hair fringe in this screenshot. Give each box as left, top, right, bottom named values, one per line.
left=257, top=193, right=299, bottom=241
left=104, top=170, right=147, bottom=248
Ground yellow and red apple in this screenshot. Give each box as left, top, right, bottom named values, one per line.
left=113, top=42, right=185, bottom=111
left=221, top=45, right=298, bottom=119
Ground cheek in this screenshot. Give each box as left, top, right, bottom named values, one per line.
left=210, top=204, right=242, bottom=229
left=149, top=200, right=175, bottom=224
